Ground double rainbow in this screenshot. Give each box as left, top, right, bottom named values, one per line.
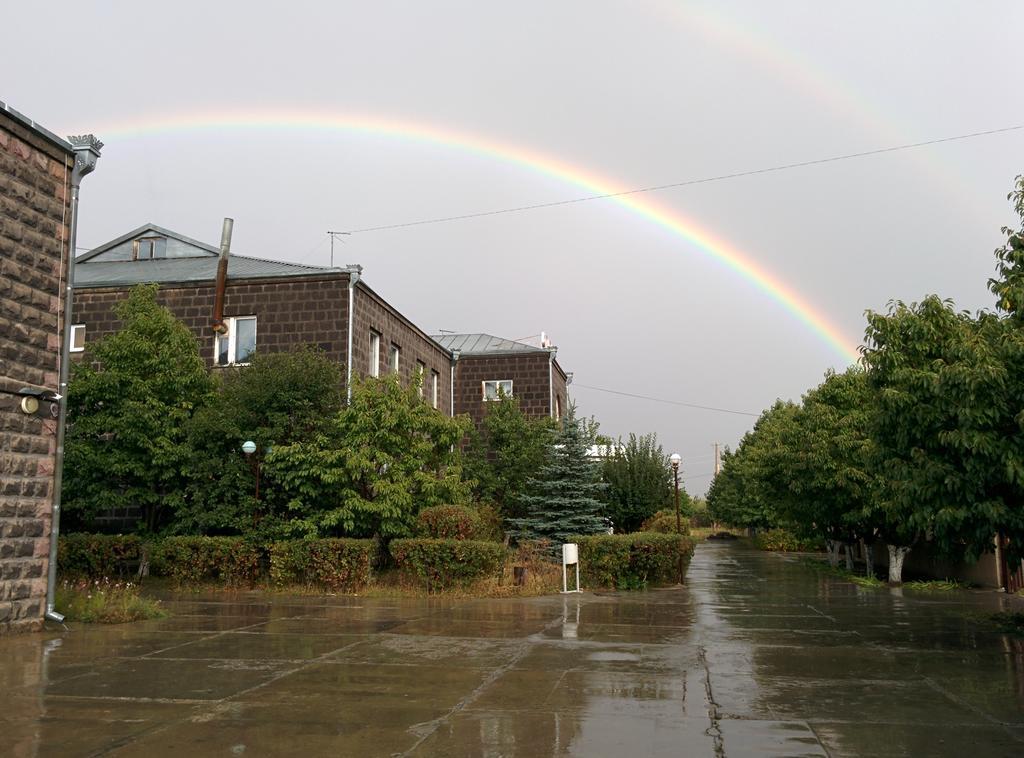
left=87, top=110, right=861, bottom=364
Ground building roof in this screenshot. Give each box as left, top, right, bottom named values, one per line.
left=0, top=100, right=74, bottom=154
left=431, top=333, right=553, bottom=356
left=75, top=254, right=348, bottom=288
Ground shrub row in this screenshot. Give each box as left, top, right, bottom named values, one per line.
left=58, top=534, right=502, bottom=592
left=751, top=528, right=824, bottom=553
left=58, top=534, right=375, bottom=590
left=389, top=538, right=506, bottom=591
left=58, top=534, right=145, bottom=578
left=575, top=532, right=696, bottom=589
left=269, top=539, right=378, bottom=590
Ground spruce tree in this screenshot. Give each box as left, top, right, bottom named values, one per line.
left=509, top=403, right=608, bottom=547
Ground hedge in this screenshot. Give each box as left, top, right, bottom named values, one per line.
left=640, top=510, right=691, bottom=535
left=268, top=538, right=377, bottom=590
left=574, top=532, right=696, bottom=589
left=751, top=528, right=824, bottom=553
left=58, top=534, right=145, bottom=578
left=153, top=537, right=263, bottom=585
left=414, top=505, right=483, bottom=540
left=389, top=538, right=506, bottom=591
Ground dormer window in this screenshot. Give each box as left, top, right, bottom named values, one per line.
left=132, top=236, right=166, bottom=260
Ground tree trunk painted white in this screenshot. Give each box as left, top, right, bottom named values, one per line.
left=843, top=543, right=855, bottom=572
left=825, top=539, right=841, bottom=568
left=887, top=544, right=911, bottom=585
left=864, top=543, right=875, bottom=578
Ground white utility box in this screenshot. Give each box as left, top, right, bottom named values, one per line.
left=562, top=542, right=581, bottom=593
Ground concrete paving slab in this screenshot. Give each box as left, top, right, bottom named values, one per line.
left=2, top=541, right=1023, bottom=756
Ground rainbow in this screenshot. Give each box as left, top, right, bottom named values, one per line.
left=656, top=0, right=991, bottom=225
left=79, top=109, right=860, bottom=363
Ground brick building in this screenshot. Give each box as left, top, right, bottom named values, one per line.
left=0, top=104, right=98, bottom=633
left=73, top=224, right=454, bottom=415
left=433, top=333, right=569, bottom=429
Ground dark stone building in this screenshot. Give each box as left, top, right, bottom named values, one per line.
left=0, top=104, right=77, bottom=634
left=73, top=224, right=454, bottom=415
left=433, top=333, right=569, bottom=429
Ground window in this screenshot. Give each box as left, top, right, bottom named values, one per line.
left=389, top=344, right=400, bottom=373
left=555, top=394, right=562, bottom=421
left=132, top=236, right=166, bottom=260
left=483, top=380, right=512, bottom=401
left=368, top=331, right=380, bottom=377
left=70, top=324, right=85, bottom=352
left=215, top=316, right=257, bottom=366
left=431, top=370, right=440, bottom=409
left=416, top=361, right=426, bottom=397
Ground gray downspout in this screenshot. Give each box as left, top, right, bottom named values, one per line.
left=548, top=349, right=555, bottom=418
left=449, top=350, right=459, bottom=418
left=346, top=268, right=360, bottom=404
left=46, top=135, right=102, bottom=624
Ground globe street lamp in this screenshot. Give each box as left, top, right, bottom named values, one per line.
left=242, top=440, right=260, bottom=502
left=670, top=452, right=683, bottom=584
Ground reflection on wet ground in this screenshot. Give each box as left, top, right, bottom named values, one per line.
left=2, top=542, right=1023, bottom=756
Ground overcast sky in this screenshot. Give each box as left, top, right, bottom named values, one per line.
left=4, top=1, right=1021, bottom=493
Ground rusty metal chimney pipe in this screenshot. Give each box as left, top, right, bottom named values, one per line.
left=211, top=218, right=233, bottom=333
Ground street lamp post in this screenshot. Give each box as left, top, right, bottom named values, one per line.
left=242, top=440, right=260, bottom=502
left=670, top=452, right=683, bottom=584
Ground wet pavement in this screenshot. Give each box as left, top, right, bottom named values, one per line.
left=2, top=542, right=1023, bottom=756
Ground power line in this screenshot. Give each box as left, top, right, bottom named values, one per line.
left=342, top=123, right=1024, bottom=235
left=573, top=382, right=759, bottom=417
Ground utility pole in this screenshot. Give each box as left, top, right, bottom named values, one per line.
left=327, top=231, right=350, bottom=268
left=713, top=442, right=721, bottom=476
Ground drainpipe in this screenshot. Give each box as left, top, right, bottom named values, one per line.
left=449, top=350, right=459, bottom=418
left=548, top=348, right=556, bottom=418
left=46, top=135, right=102, bottom=624
left=346, top=267, right=361, bottom=403
left=210, top=218, right=233, bottom=333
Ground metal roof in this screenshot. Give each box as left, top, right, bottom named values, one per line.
left=0, top=100, right=74, bottom=154
left=431, top=333, right=550, bottom=356
left=74, top=254, right=348, bottom=288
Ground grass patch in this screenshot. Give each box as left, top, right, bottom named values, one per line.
left=903, top=579, right=967, bottom=592
left=56, top=578, right=167, bottom=623
left=850, top=574, right=885, bottom=588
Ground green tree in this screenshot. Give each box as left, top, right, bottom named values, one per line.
left=463, top=392, right=556, bottom=518
left=508, top=403, right=608, bottom=547
left=601, top=433, right=678, bottom=532
left=177, top=346, right=344, bottom=537
left=706, top=402, right=794, bottom=532
left=777, top=368, right=882, bottom=572
left=862, top=296, right=1022, bottom=582
left=267, top=374, right=472, bottom=538
left=64, top=284, right=214, bottom=533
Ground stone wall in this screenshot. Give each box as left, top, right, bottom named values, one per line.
left=0, top=109, right=73, bottom=633
left=350, top=281, right=453, bottom=416
left=73, top=274, right=351, bottom=370
left=453, top=351, right=556, bottom=429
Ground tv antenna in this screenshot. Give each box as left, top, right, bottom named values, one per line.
left=327, top=231, right=350, bottom=267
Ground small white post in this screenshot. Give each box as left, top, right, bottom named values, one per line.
left=562, top=543, right=581, bottom=593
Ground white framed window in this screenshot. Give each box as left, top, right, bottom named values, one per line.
left=70, top=324, right=85, bottom=352
left=215, top=316, right=257, bottom=366
left=369, top=331, right=380, bottom=377
left=431, top=370, right=440, bottom=409
left=482, top=379, right=513, bottom=401
left=416, top=361, right=426, bottom=397
left=389, top=344, right=400, bottom=373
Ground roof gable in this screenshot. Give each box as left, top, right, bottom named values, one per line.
left=77, top=223, right=219, bottom=263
